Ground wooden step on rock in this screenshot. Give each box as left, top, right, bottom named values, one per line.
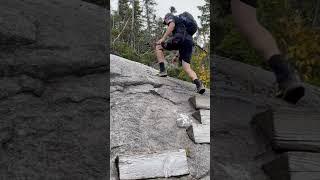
left=187, top=123, right=210, bottom=144
left=251, top=108, right=320, bottom=152
left=117, top=149, right=189, bottom=179
left=189, top=95, right=210, bottom=110
left=192, top=109, right=210, bottom=125
left=263, top=152, right=320, bottom=180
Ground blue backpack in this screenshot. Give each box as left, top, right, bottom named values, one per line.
left=178, top=12, right=198, bottom=36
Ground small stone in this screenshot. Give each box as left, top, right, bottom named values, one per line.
left=176, top=113, right=193, bottom=128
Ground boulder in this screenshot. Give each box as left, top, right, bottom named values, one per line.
left=0, top=0, right=107, bottom=178
left=110, top=55, right=210, bottom=179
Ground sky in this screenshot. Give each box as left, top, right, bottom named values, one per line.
left=110, top=0, right=206, bottom=27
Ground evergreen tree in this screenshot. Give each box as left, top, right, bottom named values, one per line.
left=118, top=0, right=130, bottom=20
left=197, top=0, right=210, bottom=47
left=132, top=0, right=144, bottom=51
left=143, top=0, right=157, bottom=33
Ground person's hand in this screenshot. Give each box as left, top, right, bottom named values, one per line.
left=157, top=38, right=165, bottom=45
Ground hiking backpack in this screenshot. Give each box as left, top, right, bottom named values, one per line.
left=178, top=12, right=198, bottom=36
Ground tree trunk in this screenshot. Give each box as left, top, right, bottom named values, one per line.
left=131, top=0, right=135, bottom=49
left=145, top=0, right=151, bottom=33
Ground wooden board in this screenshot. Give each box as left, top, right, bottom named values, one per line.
left=263, top=152, right=320, bottom=180
left=117, top=149, right=189, bottom=179
left=189, top=96, right=210, bottom=110
left=291, top=172, right=320, bottom=180
left=187, top=123, right=210, bottom=144
left=251, top=108, right=320, bottom=152
left=192, top=109, right=210, bottom=125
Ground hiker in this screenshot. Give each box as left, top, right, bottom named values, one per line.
left=230, top=0, right=305, bottom=103
left=155, top=12, right=206, bottom=94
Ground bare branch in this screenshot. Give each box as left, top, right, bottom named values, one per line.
left=112, top=14, right=131, bottom=45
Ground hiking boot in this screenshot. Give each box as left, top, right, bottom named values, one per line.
left=157, top=71, right=167, bottom=77
left=275, top=68, right=305, bottom=104
left=269, top=55, right=305, bottom=104
left=196, top=81, right=206, bottom=94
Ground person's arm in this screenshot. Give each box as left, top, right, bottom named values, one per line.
left=162, top=22, right=175, bottom=40
left=157, top=22, right=175, bottom=44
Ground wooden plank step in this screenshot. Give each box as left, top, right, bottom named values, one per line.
left=192, top=109, right=210, bottom=125
left=189, top=95, right=210, bottom=110
left=187, top=123, right=210, bottom=144
left=251, top=108, right=320, bottom=152
left=117, top=149, right=189, bottom=179
left=263, top=152, right=320, bottom=180
left=290, top=172, right=320, bottom=180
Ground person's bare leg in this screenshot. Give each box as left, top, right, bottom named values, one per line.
left=231, top=0, right=304, bottom=103
left=182, top=60, right=205, bottom=93
left=155, top=44, right=167, bottom=76
left=231, top=0, right=281, bottom=60
left=155, top=44, right=165, bottom=63
left=182, top=60, right=197, bottom=80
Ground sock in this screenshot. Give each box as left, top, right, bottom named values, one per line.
left=268, top=54, right=290, bottom=83
left=159, top=62, right=165, bottom=72
left=193, top=79, right=201, bottom=88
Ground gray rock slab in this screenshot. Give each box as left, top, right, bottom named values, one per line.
left=0, top=8, right=36, bottom=43
left=176, top=113, right=193, bottom=128
left=0, top=0, right=107, bottom=79
left=192, top=110, right=210, bottom=125
left=0, top=0, right=107, bottom=179
left=187, top=123, right=210, bottom=144
left=117, top=149, right=189, bottom=179
left=189, top=95, right=210, bottom=110
left=110, top=55, right=210, bottom=179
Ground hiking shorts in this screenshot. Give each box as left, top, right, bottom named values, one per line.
left=240, top=0, right=257, bottom=8
left=218, top=0, right=257, bottom=13
left=161, top=33, right=193, bottom=64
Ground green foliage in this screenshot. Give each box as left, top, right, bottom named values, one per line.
left=112, top=42, right=139, bottom=61
left=190, top=49, right=210, bottom=87
left=259, top=0, right=320, bottom=83
left=197, top=0, right=210, bottom=34
left=197, top=0, right=210, bottom=47
left=217, top=22, right=264, bottom=67
left=118, top=0, right=130, bottom=19
left=112, top=42, right=155, bottom=66
left=167, top=48, right=210, bottom=87
left=167, top=66, right=185, bottom=80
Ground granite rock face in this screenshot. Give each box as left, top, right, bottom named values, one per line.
left=212, top=55, right=320, bottom=180
left=0, top=0, right=107, bottom=179
left=110, top=55, right=210, bottom=179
